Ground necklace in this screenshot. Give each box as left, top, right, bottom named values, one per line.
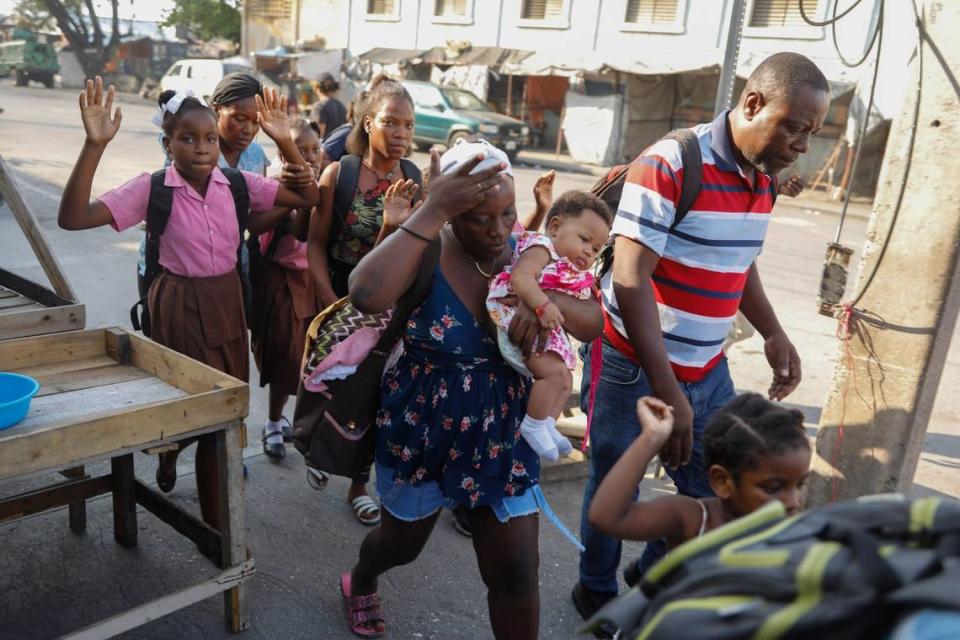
left=445, top=226, right=498, bottom=279
left=362, top=161, right=397, bottom=182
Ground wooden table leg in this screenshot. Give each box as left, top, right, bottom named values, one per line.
left=111, top=454, right=138, bottom=548
left=62, top=466, right=87, bottom=533
left=216, top=420, right=249, bottom=632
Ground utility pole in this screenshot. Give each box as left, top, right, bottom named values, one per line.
left=714, top=0, right=747, bottom=116
left=809, top=0, right=960, bottom=505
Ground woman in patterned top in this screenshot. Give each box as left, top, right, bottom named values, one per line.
left=338, top=148, right=603, bottom=639
left=307, top=74, right=421, bottom=525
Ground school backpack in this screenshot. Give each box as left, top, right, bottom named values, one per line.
left=321, top=121, right=352, bottom=162
left=592, top=128, right=778, bottom=277
left=131, top=167, right=250, bottom=338
left=582, top=495, right=960, bottom=640
left=329, top=154, right=422, bottom=252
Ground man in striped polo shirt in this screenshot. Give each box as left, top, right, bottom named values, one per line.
left=573, top=52, right=830, bottom=628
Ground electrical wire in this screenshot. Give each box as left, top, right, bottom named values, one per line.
left=850, top=1, right=923, bottom=307
left=798, top=0, right=868, bottom=26
left=799, top=0, right=884, bottom=244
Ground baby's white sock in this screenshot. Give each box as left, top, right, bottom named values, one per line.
left=520, top=415, right=559, bottom=461
left=546, top=418, right=573, bottom=457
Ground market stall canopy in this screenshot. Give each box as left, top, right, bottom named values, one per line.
left=357, top=47, right=428, bottom=65
left=500, top=50, right=608, bottom=77
left=501, top=48, right=720, bottom=77
left=420, top=45, right=532, bottom=67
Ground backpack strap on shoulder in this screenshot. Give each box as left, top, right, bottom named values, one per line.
left=661, top=129, right=703, bottom=231
left=220, top=167, right=250, bottom=234
left=331, top=154, right=361, bottom=251
left=334, top=154, right=361, bottom=215
left=147, top=169, right=174, bottom=238
left=134, top=170, right=175, bottom=333
left=399, top=158, right=423, bottom=193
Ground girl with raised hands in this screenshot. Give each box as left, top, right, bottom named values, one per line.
left=58, top=77, right=318, bottom=533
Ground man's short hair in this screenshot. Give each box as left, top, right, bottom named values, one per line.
left=739, top=52, right=829, bottom=106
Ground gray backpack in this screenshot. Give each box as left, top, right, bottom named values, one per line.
left=583, top=495, right=960, bottom=640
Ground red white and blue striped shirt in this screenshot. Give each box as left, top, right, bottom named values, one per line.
left=600, top=111, right=775, bottom=382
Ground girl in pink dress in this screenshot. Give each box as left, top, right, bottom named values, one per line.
left=487, top=191, right=612, bottom=461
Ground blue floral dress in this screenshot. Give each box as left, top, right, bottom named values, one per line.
left=375, top=267, right=540, bottom=509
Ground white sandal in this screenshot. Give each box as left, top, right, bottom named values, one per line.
left=350, top=495, right=381, bottom=526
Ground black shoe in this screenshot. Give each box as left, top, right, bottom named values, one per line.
left=571, top=582, right=617, bottom=639
left=623, top=557, right=644, bottom=587
left=262, top=429, right=286, bottom=461
left=452, top=505, right=472, bottom=537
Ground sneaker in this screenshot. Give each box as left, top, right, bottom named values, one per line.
left=571, top=582, right=617, bottom=639
left=452, top=505, right=472, bottom=537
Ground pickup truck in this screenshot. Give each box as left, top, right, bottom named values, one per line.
left=402, top=80, right=529, bottom=161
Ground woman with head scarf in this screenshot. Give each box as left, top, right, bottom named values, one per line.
left=338, top=147, right=603, bottom=638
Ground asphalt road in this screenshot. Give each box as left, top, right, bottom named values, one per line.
left=0, top=83, right=957, bottom=639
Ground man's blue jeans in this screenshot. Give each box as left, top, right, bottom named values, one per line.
left=577, top=339, right=736, bottom=594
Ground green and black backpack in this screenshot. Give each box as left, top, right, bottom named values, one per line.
left=583, top=495, right=960, bottom=640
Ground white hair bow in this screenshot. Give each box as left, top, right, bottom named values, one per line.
left=151, top=90, right=208, bottom=128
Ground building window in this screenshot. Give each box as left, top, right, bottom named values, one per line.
left=435, top=0, right=467, bottom=17
left=519, top=0, right=570, bottom=29
left=747, top=0, right=823, bottom=29
left=248, top=0, right=292, bottom=19
left=366, top=0, right=400, bottom=21
left=433, top=0, right=473, bottom=24
left=621, top=0, right=686, bottom=33
left=625, top=0, right=676, bottom=24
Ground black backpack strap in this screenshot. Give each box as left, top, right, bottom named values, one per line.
left=661, top=129, right=702, bottom=231
left=331, top=154, right=362, bottom=250
left=264, top=226, right=287, bottom=262
left=220, top=167, right=250, bottom=236
left=399, top=158, right=423, bottom=195
left=132, top=170, right=174, bottom=333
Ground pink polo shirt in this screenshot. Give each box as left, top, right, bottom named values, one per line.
left=258, top=230, right=309, bottom=271
left=101, top=165, right=280, bottom=278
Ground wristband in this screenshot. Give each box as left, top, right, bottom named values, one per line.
left=534, top=300, right=551, bottom=318
left=399, top=225, right=433, bottom=243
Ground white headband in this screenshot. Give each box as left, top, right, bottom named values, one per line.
left=439, top=138, right=514, bottom=178
left=151, top=90, right=208, bottom=128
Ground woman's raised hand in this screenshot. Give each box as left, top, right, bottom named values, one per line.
left=383, top=178, right=420, bottom=228
left=424, top=148, right=506, bottom=220
left=256, top=87, right=292, bottom=143
left=79, top=76, right=122, bottom=146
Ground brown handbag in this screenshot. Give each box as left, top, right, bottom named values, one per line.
left=291, top=240, right=441, bottom=479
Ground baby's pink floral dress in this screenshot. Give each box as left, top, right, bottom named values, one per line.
left=486, top=232, right=594, bottom=371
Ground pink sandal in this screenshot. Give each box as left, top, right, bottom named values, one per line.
left=340, top=571, right=386, bottom=638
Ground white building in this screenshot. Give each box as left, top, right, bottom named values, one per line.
left=243, top=0, right=915, bottom=190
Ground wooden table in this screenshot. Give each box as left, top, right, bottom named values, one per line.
left=0, top=327, right=252, bottom=639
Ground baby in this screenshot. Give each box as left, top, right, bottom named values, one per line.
left=487, top=191, right=612, bottom=460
